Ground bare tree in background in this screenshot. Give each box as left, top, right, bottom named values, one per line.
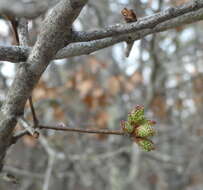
left=0, top=0, right=203, bottom=189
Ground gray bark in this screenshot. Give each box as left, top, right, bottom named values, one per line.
left=0, top=0, right=87, bottom=172
left=1, top=1, right=203, bottom=63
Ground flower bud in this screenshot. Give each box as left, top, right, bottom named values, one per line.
left=121, top=120, right=134, bottom=134
left=134, top=123, right=155, bottom=137
left=135, top=138, right=155, bottom=151
left=128, top=105, right=145, bottom=125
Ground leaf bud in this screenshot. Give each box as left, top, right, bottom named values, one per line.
left=134, top=138, right=155, bottom=151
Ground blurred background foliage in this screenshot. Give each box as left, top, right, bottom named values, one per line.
left=1, top=0, right=203, bottom=189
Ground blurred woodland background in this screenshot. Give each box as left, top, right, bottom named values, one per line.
left=0, top=0, right=203, bottom=189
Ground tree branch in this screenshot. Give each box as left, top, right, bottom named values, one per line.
left=18, top=117, right=39, bottom=137
left=71, top=0, right=203, bottom=42
left=39, top=125, right=124, bottom=136
left=0, top=0, right=203, bottom=175
left=0, top=0, right=87, bottom=172
left=1, top=4, right=203, bottom=63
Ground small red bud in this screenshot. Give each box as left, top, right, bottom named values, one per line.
left=135, top=105, right=144, bottom=110
left=147, top=120, right=156, bottom=125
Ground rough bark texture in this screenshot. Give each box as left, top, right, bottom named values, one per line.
left=0, top=0, right=87, bottom=172
left=1, top=1, right=203, bottom=63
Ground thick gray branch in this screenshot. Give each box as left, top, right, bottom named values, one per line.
left=1, top=6, right=203, bottom=62
left=0, top=0, right=87, bottom=172
left=72, top=0, right=203, bottom=42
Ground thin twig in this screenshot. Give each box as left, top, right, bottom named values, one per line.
left=39, top=135, right=65, bottom=190
left=39, top=135, right=56, bottom=190
left=43, top=155, right=55, bottom=190
left=29, top=96, right=39, bottom=127
left=39, top=125, right=125, bottom=136
left=18, top=117, right=39, bottom=138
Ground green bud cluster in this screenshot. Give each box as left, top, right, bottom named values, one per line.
left=121, top=105, right=156, bottom=151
